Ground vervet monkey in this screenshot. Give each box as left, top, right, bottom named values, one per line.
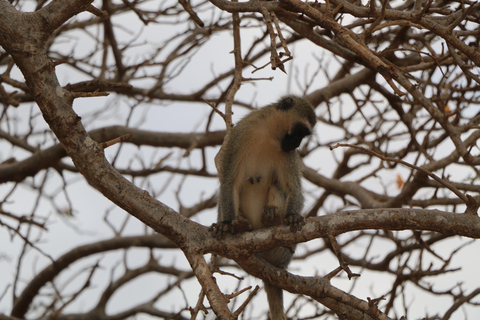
left=210, top=96, right=316, bottom=320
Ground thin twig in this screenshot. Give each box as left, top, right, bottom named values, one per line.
left=202, top=98, right=227, bottom=121
left=86, top=4, right=109, bottom=19
left=178, top=0, right=205, bottom=27
left=260, top=6, right=285, bottom=72
left=100, top=134, right=133, bottom=149
left=327, top=234, right=360, bottom=280
left=271, top=12, right=291, bottom=58
left=330, top=143, right=472, bottom=207
left=215, top=4, right=244, bottom=175
left=232, top=285, right=260, bottom=318
left=72, top=90, right=109, bottom=98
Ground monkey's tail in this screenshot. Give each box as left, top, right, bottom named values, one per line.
left=264, top=281, right=286, bottom=320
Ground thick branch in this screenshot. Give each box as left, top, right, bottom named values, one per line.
left=0, top=127, right=224, bottom=183
left=203, top=209, right=480, bottom=257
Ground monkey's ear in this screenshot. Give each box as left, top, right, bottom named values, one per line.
left=281, top=123, right=311, bottom=152
left=277, top=97, right=294, bottom=111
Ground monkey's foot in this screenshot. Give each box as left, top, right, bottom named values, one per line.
left=285, top=213, right=305, bottom=232
left=262, top=206, right=282, bottom=227
left=232, top=215, right=253, bottom=233
left=209, top=217, right=253, bottom=240
left=209, top=221, right=234, bottom=239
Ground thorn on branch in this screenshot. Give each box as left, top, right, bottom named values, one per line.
left=252, top=56, right=292, bottom=74
left=99, top=134, right=133, bottom=149
left=184, top=141, right=198, bottom=157
left=86, top=5, right=109, bottom=20
left=464, top=194, right=479, bottom=216
left=202, top=98, right=228, bottom=122
left=367, top=295, right=386, bottom=314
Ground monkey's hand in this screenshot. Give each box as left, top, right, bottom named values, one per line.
left=209, top=216, right=253, bottom=239
left=285, top=213, right=305, bottom=232
left=262, top=206, right=283, bottom=227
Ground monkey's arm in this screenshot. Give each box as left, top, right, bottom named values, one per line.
left=210, top=145, right=253, bottom=239
left=284, top=209, right=305, bottom=232
left=284, top=195, right=305, bottom=231
left=210, top=183, right=235, bottom=239
left=284, top=160, right=306, bottom=232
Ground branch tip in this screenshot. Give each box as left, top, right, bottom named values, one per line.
left=86, top=5, right=109, bottom=19
left=100, top=134, right=133, bottom=149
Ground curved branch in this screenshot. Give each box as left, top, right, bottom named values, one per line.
left=203, top=208, right=480, bottom=257
left=12, top=235, right=175, bottom=317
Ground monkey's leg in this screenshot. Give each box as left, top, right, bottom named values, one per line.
left=262, top=206, right=282, bottom=227
left=262, top=184, right=285, bottom=227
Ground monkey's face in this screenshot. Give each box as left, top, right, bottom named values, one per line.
left=275, top=96, right=316, bottom=152
left=281, top=121, right=312, bottom=152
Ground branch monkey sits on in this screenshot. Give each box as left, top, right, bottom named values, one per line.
left=211, top=96, right=316, bottom=320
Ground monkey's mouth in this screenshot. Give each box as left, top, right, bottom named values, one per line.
left=281, top=122, right=311, bottom=152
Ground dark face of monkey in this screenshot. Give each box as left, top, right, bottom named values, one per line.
left=276, top=96, right=316, bottom=152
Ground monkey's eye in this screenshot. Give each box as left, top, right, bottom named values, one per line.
left=277, top=97, right=294, bottom=111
